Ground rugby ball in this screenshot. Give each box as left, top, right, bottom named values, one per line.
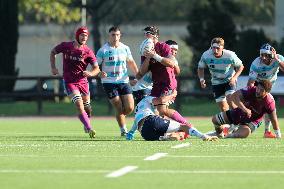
left=139, top=38, right=154, bottom=56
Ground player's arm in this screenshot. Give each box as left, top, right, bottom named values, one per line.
left=172, top=57, right=180, bottom=75
left=230, top=64, right=244, bottom=85
left=127, top=59, right=139, bottom=76
left=144, top=51, right=175, bottom=68
left=268, top=110, right=281, bottom=138
left=136, top=57, right=150, bottom=79
left=198, top=67, right=206, bottom=88
left=247, top=78, right=256, bottom=87
left=83, top=64, right=101, bottom=77
left=230, top=90, right=252, bottom=117
left=50, top=48, right=59, bottom=75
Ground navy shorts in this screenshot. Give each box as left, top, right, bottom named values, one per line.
left=102, top=83, right=132, bottom=99
left=141, top=115, right=170, bottom=141
left=212, top=82, right=236, bottom=101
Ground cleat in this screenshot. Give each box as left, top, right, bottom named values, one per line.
left=264, top=131, right=276, bottom=138
left=223, top=127, right=229, bottom=136
left=121, top=131, right=127, bottom=137
left=88, top=129, right=96, bottom=138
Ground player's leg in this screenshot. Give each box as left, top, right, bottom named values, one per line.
left=225, top=124, right=251, bottom=138
left=213, top=83, right=230, bottom=112
left=212, top=111, right=231, bottom=138
left=65, top=82, right=94, bottom=138
left=102, top=83, right=127, bottom=135
left=119, top=83, right=134, bottom=115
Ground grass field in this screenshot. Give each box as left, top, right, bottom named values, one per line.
left=0, top=117, right=284, bottom=189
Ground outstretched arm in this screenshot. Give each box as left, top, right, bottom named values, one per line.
left=268, top=110, right=281, bottom=138
left=230, top=90, right=251, bottom=117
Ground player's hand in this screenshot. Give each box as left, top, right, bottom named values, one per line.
left=126, top=131, right=135, bottom=140
left=82, top=71, right=92, bottom=77
left=51, top=68, right=59, bottom=75
left=202, top=134, right=218, bottom=141
left=244, top=108, right=252, bottom=118
left=129, top=79, right=138, bottom=86
left=144, top=50, right=155, bottom=59
left=200, top=79, right=206, bottom=88
left=98, top=71, right=107, bottom=78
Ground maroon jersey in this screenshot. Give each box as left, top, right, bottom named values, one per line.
left=148, top=42, right=177, bottom=97
left=230, top=86, right=276, bottom=124
left=53, top=41, right=97, bottom=83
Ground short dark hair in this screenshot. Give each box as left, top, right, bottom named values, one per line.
left=258, top=80, right=272, bottom=92
left=143, top=26, right=159, bottom=36
left=109, top=26, right=120, bottom=33
left=165, top=40, right=178, bottom=46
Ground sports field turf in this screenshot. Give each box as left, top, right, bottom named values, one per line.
left=0, top=117, right=283, bottom=189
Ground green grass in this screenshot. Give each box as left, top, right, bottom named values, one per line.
left=1, top=97, right=284, bottom=117
left=0, top=117, right=284, bottom=189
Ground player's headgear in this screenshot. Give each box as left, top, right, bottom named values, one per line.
left=75, top=26, right=89, bottom=44
left=143, top=26, right=159, bottom=38
left=211, top=37, right=224, bottom=48
left=165, top=40, right=178, bottom=50
left=260, top=43, right=274, bottom=58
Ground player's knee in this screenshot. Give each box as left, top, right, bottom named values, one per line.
left=124, top=105, right=134, bottom=115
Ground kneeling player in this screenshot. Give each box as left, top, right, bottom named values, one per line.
left=212, top=80, right=281, bottom=138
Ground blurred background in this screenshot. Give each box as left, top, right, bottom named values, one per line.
left=1, top=0, right=284, bottom=116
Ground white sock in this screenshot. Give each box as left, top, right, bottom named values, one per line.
left=120, top=126, right=127, bottom=133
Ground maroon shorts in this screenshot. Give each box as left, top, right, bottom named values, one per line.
left=64, top=81, right=89, bottom=96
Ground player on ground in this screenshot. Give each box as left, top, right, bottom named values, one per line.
left=137, top=26, right=187, bottom=125
left=198, top=37, right=244, bottom=112
left=96, top=26, right=138, bottom=136
left=212, top=80, right=281, bottom=138
left=50, top=26, right=101, bottom=138
left=247, top=43, right=284, bottom=138
left=126, top=90, right=218, bottom=141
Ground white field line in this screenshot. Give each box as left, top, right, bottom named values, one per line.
left=0, top=154, right=144, bottom=158
left=1, top=169, right=284, bottom=174
left=105, top=166, right=138, bottom=178
left=168, top=155, right=284, bottom=158
left=144, top=153, right=168, bottom=161
left=0, top=154, right=283, bottom=158
left=171, top=143, right=191, bottom=149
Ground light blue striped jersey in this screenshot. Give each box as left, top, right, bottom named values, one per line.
left=132, top=72, right=153, bottom=91
left=198, top=49, right=243, bottom=85
left=96, top=42, right=134, bottom=83
left=130, top=96, right=156, bottom=132
left=249, top=54, right=284, bottom=84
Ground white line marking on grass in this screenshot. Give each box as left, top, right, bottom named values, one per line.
left=106, top=166, right=138, bottom=178
left=0, top=154, right=144, bottom=158
left=0, top=169, right=110, bottom=174
left=1, top=169, right=284, bottom=174
left=144, top=153, right=168, bottom=161
left=134, top=170, right=284, bottom=174
left=168, top=155, right=284, bottom=158
left=171, top=143, right=190, bottom=149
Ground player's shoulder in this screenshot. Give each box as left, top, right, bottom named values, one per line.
left=222, top=49, right=238, bottom=57
left=251, top=57, right=261, bottom=65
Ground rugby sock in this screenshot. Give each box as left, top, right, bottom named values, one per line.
left=120, top=125, right=128, bottom=133
left=188, top=127, right=203, bottom=138
left=171, top=111, right=187, bottom=124
left=78, top=112, right=92, bottom=131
